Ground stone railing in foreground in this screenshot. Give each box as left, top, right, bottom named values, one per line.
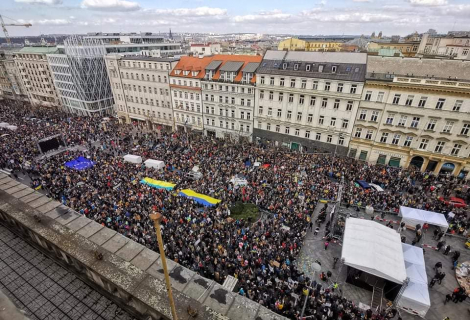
left=0, top=173, right=285, bottom=320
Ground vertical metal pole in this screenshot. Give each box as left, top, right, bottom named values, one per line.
left=150, top=213, right=178, bottom=320
left=300, top=270, right=315, bottom=318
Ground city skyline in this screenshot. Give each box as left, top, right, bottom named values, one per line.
left=1, top=0, right=470, bottom=37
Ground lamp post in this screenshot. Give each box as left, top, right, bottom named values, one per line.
left=300, top=262, right=321, bottom=318
left=149, top=213, right=178, bottom=320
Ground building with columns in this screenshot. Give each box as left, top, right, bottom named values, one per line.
left=105, top=54, right=179, bottom=131
left=349, top=56, right=470, bottom=177
left=201, top=55, right=261, bottom=141
left=253, top=50, right=367, bottom=153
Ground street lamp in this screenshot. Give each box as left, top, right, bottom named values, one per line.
left=300, top=262, right=321, bottom=318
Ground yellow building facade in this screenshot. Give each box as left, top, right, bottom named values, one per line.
left=278, top=38, right=345, bottom=52
left=367, top=41, right=419, bottom=57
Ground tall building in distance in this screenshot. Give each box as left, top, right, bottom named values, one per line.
left=417, top=32, right=470, bottom=60
left=105, top=54, right=179, bottom=131
left=14, top=47, right=60, bottom=108
left=349, top=56, right=470, bottom=176
left=254, top=50, right=367, bottom=153
left=201, top=55, right=261, bottom=141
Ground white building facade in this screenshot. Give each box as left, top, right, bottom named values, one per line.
left=350, top=56, right=470, bottom=177
left=105, top=54, right=179, bottom=130
left=417, top=33, right=470, bottom=60
left=190, top=43, right=221, bottom=57
left=253, top=50, right=367, bottom=153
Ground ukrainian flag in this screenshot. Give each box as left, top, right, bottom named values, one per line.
left=179, top=189, right=221, bottom=207
left=140, top=177, right=176, bottom=190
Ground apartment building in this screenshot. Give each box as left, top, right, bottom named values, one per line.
left=170, top=56, right=213, bottom=133
left=190, top=43, right=221, bottom=56
left=349, top=56, right=470, bottom=177
left=417, top=32, right=470, bottom=60
left=0, top=51, right=14, bottom=99
left=201, top=55, right=261, bottom=141
left=3, top=50, right=28, bottom=102
left=278, top=38, right=350, bottom=52
left=14, top=47, right=60, bottom=107
left=254, top=50, right=367, bottom=153
left=105, top=54, right=179, bottom=130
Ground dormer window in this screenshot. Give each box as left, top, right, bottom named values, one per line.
left=355, top=67, right=360, bottom=73
left=332, top=66, right=337, bottom=73
left=192, top=71, right=198, bottom=77
left=294, top=64, right=299, bottom=71
left=175, top=70, right=181, bottom=75
left=306, top=64, right=311, bottom=71
left=183, top=70, right=190, bottom=76
left=318, top=65, right=324, bottom=73
left=282, top=63, right=288, bottom=70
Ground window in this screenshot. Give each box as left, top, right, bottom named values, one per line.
left=451, top=144, right=462, bottom=156
left=316, top=133, right=321, bottom=140
left=327, top=135, right=333, bottom=143
left=346, top=101, right=353, bottom=111
left=332, top=66, right=337, bottom=73
left=270, top=77, right=275, bottom=85
left=426, top=119, right=436, bottom=131
left=318, top=65, right=324, bottom=72
left=398, top=115, right=407, bottom=126
left=269, top=91, right=273, bottom=100
left=290, top=78, right=296, bottom=88
left=365, top=130, right=373, bottom=140
left=404, top=136, right=413, bottom=147
left=321, top=98, right=328, bottom=108
left=260, top=76, right=265, bottom=84
left=435, top=141, right=445, bottom=153
left=392, top=94, right=401, bottom=105
left=391, top=134, right=401, bottom=145
left=342, top=119, right=349, bottom=129
left=405, top=95, right=414, bottom=106
left=324, top=82, right=331, bottom=91
left=338, top=136, right=344, bottom=145
left=355, top=128, right=362, bottom=138
left=380, top=132, right=389, bottom=143
left=330, top=118, right=336, bottom=126
left=283, top=63, right=287, bottom=70
left=333, top=99, right=340, bottom=109
left=259, top=106, right=263, bottom=115
left=295, top=129, right=300, bottom=136
left=365, top=91, right=372, bottom=101
left=240, top=124, right=244, bottom=131
left=278, top=78, right=284, bottom=87
left=370, top=111, right=379, bottom=122
left=289, top=94, right=294, bottom=103
left=287, top=111, right=292, bottom=119
left=240, top=111, right=245, bottom=119
left=310, top=96, right=316, bottom=106
left=418, top=97, right=427, bottom=107
left=386, top=114, right=394, bottom=125
left=232, top=110, right=235, bottom=118
left=359, top=110, right=367, bottom=120
left=279, top=93, right=284, bottom=102
left=460, top=123, right=470, bottom=135
left=319, top=116, right=324, bottom=125
left=419, top=139, right=429, bottom=150
left=443, top=121, right=454, bottom=133
left=453, top=100, right=463, bottom=111
left=267, top=123, right=271, bottom=130
left=308, top=114, right=313, bottom=123
left=410, top=117, right=420, bottom=128
left=337, top=83, right=343, bottom=93
left=350, top=85, right=357, bottom=94
left=277, top=109, right=282, bottom=117
left=305, top=131, right=310, bottom=138
left=306, top=65, right=311, bottom=71
left=359, top=150, right=368, bottom=161
left=268, top=108, right=272, bottom=116
left=285, top=127, right=290, bottom=134
left=301, top=80, right=307, bottom=89
left=377, top=92, right=384, bottom=103
left=299, top=95, right=305, bottom=104
left=436, top=98, right=445, bottom=110
left=297, top=112, right=302, bottom=121
left=312, top=81, right=318, bottom=90
left=259, top=90, right=264, bottom=99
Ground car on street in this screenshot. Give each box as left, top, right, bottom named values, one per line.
left=438, top=196, right=467, bottom=208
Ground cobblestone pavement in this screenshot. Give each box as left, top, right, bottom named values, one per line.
left=0, top=225, right=135, bottom=320
left=296, top=202, right=470, bottom=320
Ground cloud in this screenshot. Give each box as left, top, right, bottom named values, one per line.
left=407, top=0, right=447, bottom=6
left=14, top=0, right=62, bottom=4
left=353, top=0, right=372, bottom=2
left=36, top=18, right=70, bottom=25
left=148, top=7, right=227, bottom=17
left=81, top=0, right=140, bottom=11
left=441, top=4, right=470, bottom=17
left=233, top=10, right=293, bottom=23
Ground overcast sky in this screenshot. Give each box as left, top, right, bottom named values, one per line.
left=1, top=0, right=470, bottom=37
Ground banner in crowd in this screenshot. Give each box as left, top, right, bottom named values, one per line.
left=179, top=189, right=221, bottom=207
left=140, top=177, right=176, bottom=190
left=64, top=156, right=95, bottom=171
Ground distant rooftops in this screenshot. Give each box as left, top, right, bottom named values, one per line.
left=263, top=50, right=367, bottom=64
left=112, top=55, right=180, bottom=63
left=17, top=46, right=59, bottom=54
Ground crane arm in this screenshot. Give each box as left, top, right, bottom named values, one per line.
left=3, top=24, right=32, bottom=27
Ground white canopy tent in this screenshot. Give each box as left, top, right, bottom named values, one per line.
left=397, top=244, right=430, bottom=318
left=399, top=206, right=448, bottom=233
left=123, top=154, right=142, bottom=164
left=6, top=125, right=18, bottom=131
left=144, top=159, right=165, bottom=170
left=341, top=218, right=407, bottom=284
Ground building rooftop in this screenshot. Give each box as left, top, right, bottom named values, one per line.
left=367, top=55, right=470, bottom=82
left=114, top=55, right=180, bottom=62
left=17, top=47, right=59, bottom=54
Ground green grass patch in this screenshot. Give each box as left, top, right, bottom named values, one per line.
left=229, top=202, right=260, bottom=222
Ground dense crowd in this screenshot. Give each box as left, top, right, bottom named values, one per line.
left=1, top=101, right=469, bottom=319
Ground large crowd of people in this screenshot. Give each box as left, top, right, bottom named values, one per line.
left=1, top=101, right=469, bottom=319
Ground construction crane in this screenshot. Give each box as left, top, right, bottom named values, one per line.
left=0, top=15, right=32, bottom=45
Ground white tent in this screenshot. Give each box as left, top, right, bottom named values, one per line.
left=144, top=159, right=165, bottom=170
left=6, top=125, right=18, bottom=131
left=397, top=244, right=430, bottom=318
left=123, top=154, right=142, bottom=164
left=0, top=122, right=9, bottom=128
left=341, top=218, right=407, bottom=284
left=399, top=206, right=448, bottom=233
